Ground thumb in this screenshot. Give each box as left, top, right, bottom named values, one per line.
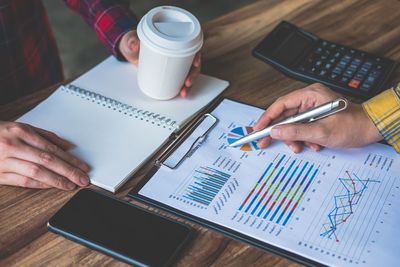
left=270, top=123, right=325, bottom=144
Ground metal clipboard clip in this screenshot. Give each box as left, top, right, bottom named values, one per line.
left=156, top=113, right=218, bottom=170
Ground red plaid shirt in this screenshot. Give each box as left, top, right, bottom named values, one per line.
left=0, top=0, right=137, bottom=105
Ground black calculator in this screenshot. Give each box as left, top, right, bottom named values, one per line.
left=253, top=21, right=397, bottom=99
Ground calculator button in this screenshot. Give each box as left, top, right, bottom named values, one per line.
left=319, top=70, right=327, bottom=76
left=375, top=57, right=382, bottom=62
left=338, top=60, right=348, bottom=67
left=347, top=64, right=358, bottom=71
left=360, top=82, right=372, bottom=91
left=369, top=70, right=381, bottom=78
left=349, top=49, right=356, bottom=54
left=333, top=52, right=341, bottom=58
left=342, top=55, right=352, bottom=63
left=329, top=58, right=337, bottom=64
left=352, top=58, right=362, bottom=65
left=332, top=67, right=343, bottom=74
left=315, top=60, right=322, bottom=67
left=363, top=61, right=373, bottom=68
left=324, top=63, right=332, bottom=70
left=348, top=79, right=361, bottom=88
left=330, top=44, right=337, bottom=49
left=359, top=67, right=369, bottom=74
left=365, top=76, right=376, bottom=84
left=330, top=73, right=338, bottom=80
left=354, top=73, right=365, bottom=81
left=316, top=47, right=323, bottom=54
left=320, top=55, right=328, bottom=60
left=343, top=70, right=355, bottom=77
left=375, top=64, right=383, bottom=70
left=341, top=76, right=350, bottom=83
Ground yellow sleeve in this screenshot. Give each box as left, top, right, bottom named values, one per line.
left=362, top=82, right=400, bottom=153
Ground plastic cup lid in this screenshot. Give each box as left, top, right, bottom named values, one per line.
left=137, top=6, right=203, bottom=56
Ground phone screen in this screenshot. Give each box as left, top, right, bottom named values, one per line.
left=48, top=189, right=192, bottom=267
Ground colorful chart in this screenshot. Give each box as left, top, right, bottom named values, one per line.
left=183, top=166, right=231, bottom=206
left=237, top=154, right=319, bottom=226
left=320, top=171, right=380, bottom=242
left=227, top=126, right=260, bottom=151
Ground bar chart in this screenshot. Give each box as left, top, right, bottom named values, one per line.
left=235, top=153, right=320, bottom=227
left=184, top=167, right=231, bottom=205
left=169, top=165, right=233, bottom=209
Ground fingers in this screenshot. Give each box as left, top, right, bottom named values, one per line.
left=270, top=123, right=327, bottom=145
left=21, top=130, right=89, bottom=173
left=253, top=83, right=337, bottom=131
left=0, top=172, right=52, bottom=189
left=180, top=52, right=201, bottom=98
left=9, top=143, right=90, bottom=187
left=304, top=141, right=322, bottom=151
left=283, top=140, right=303, bottom=153
left=256, top=136, right=272, bottom=149
left=1, top=158, right=77, bottom=190
left=180, top=86, right=190, bottom=98
left=253, top=91, right=306, bottom=131
left=0, top=122, right=90, bottom=190
left=31, top=126, right=72, bottom=150
left=3, top=124, right=90, bottom=187
left=119, top=30, right=140, bottom=66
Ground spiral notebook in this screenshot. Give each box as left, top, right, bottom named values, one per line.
left=17, top=57, right=229, bottom=192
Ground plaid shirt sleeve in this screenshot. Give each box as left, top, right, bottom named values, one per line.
left=63, top=0, right=138, bottom=60
left=362, top=82, right=400, bottom=153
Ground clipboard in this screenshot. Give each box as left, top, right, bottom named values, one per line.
left=127, top=97, right=323, bottom=267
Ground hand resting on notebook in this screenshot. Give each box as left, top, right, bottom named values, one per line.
left=119, top=30, right=202, bottom=98
left=0, top=122, right=90, bottom=190
left=254, top=83, right=382, bottom=153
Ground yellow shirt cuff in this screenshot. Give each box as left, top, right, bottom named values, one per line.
left=362, top=83, right=400, bottom=153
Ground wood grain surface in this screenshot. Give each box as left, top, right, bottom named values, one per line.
left=1, top=0, right=399, bottom=266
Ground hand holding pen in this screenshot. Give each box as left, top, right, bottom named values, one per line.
left=240, top=84, right=383, bottom=153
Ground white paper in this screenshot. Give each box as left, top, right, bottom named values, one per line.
left=139, top=99, right=400, bottom=266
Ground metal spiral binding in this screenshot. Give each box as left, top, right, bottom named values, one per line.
left=60, top=84, right=177, bottom=130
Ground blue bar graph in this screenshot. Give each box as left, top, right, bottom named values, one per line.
left=183, top=166, right=231, bottom=206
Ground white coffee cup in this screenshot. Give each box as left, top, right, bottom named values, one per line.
left=137, top=6, right=203, bottom=100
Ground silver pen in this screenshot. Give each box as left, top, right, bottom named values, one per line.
left=228, top=98, right=348, bottom=148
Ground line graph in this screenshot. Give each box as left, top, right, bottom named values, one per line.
left=301, top=162, right=395, bottom=262
left=320, top=171, right=380, bottom=242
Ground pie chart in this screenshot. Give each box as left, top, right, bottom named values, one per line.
left=227, top=126, right=260, bottom=151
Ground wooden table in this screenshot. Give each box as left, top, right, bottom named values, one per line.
left=1, top=0, right=399, bottom=266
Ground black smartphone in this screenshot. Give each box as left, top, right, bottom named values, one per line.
left=47, top=188, right=193, bottom=267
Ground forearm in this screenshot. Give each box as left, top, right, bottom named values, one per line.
left=362, top=82, right=400, bottom=153
left=63, top=0, right=138, bottom=59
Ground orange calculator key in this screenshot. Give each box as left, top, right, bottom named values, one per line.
left=348, top=79, right=360, bottom=88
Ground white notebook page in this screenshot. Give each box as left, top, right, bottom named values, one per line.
left=18, top=87, right=173, bottom=192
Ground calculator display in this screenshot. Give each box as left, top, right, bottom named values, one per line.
left=272, top=31, right=313, bottom=66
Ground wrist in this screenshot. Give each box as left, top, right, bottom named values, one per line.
left=358, top=104, right=383, bottom=144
